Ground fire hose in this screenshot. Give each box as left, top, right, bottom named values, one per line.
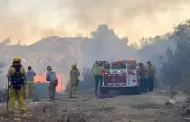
left=5, top=96, right=95, bottom=114
left=34, top=96, right=95, bottom=113
left=39, top=96, right=95, bottom=102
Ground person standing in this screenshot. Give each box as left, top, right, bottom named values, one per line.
left=69, top=63, right=80, bottom=98
left=7, top=56, right=26, bottom=114
left=92, top=61, right=105, bottom=96
left=46, top=66, right=58, bottom=101
left=138, top=63, right=148, bottom=93
left=147, top=61, right=156, bottom=92
left=25, top=66, right=36, bottom=99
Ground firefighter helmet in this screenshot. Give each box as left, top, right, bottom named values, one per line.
left=13, top=56, right=21, bottom=62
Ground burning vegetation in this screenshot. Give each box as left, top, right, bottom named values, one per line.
left=34, top=72, right=65, bottom=92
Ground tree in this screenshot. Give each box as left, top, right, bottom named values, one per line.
left=129, top=42, right=139, bottom=49
left=159, top=20, right=190, bottom=90
left=81, top=24, right=130, bottom=67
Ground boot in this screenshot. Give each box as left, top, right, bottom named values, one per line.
left=8, top=111, right=14, bottom=116
left=20, top=110, right=25, bottom=114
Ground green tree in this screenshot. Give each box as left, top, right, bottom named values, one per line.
left=160, top=20, right=190, bottom=88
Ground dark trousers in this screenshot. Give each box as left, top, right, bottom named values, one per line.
left=94, top=75, right=103, bottom=95
left=148, top=77, right=154, bottom=92
left=48, top=82, right=57, bottom=101
left=140, top=78, right=148, bottom=93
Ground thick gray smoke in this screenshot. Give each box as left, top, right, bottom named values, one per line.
left=81, top=25, right=138, bottom=68
left=0, top=0, right=190, bottom=44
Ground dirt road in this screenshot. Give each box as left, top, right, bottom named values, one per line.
left=0, top=89, right=187, bottom=122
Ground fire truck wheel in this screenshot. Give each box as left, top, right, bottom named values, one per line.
left=134, top=86, right=141, bottom=95
left=100, top=87, right=109, bottom=95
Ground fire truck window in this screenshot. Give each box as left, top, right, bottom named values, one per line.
left=104, top=63, right=110, bottom=69
left=127, top=62, right=136, bottom=69
left=111, top=62, right=126, bottom=69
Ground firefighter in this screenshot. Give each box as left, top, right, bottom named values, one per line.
left=46, top=66, right=58, bottom=101
left=144, top=65, right=149, bottom=93
left=7, top=56, right=26, bottom=114
left=93, top=61, right=105, bottom=96
left=25, top=66, right=36, bottom=99
left=138, top=63, right=148, bottom=93
left=69, top=63, right=80, bottom=98
left=74, top=64, right=80, bottom=91
left=147, top=61, right=156, bottom=92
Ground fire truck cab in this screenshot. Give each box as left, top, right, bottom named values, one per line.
left=100, top=59, right=141, bottom=95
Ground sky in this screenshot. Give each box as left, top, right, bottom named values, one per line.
left=0, top=0, right=190, bottom=45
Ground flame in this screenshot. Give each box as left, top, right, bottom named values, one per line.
left=34, top=72, right=65, bottom=92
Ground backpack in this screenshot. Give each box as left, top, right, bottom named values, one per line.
left=10, top=65, right=25, bottom=89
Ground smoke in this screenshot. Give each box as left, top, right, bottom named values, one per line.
left=0, top=0, right=190, bottom=44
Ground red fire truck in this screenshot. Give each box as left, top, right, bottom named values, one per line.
left=100, top=59, right=141, bottom=95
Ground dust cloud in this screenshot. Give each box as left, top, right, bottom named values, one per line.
left=0, top=0, right=190, bottom=44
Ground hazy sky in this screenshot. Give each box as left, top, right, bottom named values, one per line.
left=0, top=0, right=190, bottom=45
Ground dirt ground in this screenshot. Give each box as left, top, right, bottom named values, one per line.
left=0, top=89, right=188, bottom=122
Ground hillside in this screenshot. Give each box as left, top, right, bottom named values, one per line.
left=0, top=23, right=183, bottom=90
left=0, top=36, right=84, bottom=89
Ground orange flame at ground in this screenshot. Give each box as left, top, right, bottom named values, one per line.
left=34, top=72, right=65, bottom=92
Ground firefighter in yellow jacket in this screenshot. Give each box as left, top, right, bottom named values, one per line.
left=7, top=56, right=26, bottom=114
left=69, top=63, right=80, bottom=98
left=147, top=61, right=156, bottom=92
left=93, top=61, right=105, bottom=96
left=138, top=63, right=148, bottom=93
